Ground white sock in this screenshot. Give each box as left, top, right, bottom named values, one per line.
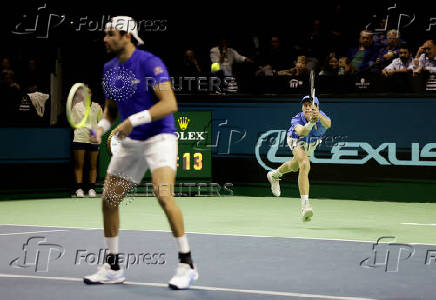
left=272, top=169, right=282, bottom=178
left=175, top=235, right=190, bottom=253
left=301, top=195, right=309, bottom=207
left=105, top=236, right=119, bottom=254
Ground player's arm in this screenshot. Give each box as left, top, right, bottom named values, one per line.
left=149, top=81, right=178, bottom=119
left=121, top=80, right=178, bottom=128
left=114, top=81, right=178, bottom=139
left=92, top=99, right=117, bottom=143
left=318, top=113, right=331, bottom=129
left=294, top=124, right=312, bottom=137
left=312, top=107, right=331, bottom=129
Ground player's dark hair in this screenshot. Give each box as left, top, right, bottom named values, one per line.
left=399, top=43, right=411, bottom=52
left=119, top=30, right=138, bottom=47
left=302, top=97, right=313, bottom=104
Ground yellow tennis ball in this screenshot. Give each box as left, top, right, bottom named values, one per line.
left=211, top=63, right=220, bottom=72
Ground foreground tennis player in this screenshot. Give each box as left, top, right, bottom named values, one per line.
left=84, top=16, right=198, bottom=289
left=267, top=96, right=331, bottom=222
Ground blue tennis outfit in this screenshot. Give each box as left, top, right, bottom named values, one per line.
left=287, top=111, right=330, bottom=143
left=103, top=49, right=176, bottom=141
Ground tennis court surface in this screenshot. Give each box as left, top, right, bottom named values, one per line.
left=1, top=196, right=436, bottom=300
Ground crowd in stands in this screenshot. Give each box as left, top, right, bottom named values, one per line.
left=2, top=17, right=435, bottom=128
left=174, top=19, right=436, bottom=94
left=0, top=56, right=50, bottom=126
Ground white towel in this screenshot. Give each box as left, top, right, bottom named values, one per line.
left=27, top=92, right=49, bottom=117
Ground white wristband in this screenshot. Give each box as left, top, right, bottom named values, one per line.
left=304, top=122, right=315, bottom=131
left=97, top=118, right=111, bottom=134
left=128, top=110, right=151, bottom=127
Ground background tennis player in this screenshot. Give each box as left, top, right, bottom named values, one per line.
left=84, top=16, right=198, bottom=289
left=267, top=96, right=331, bottom=222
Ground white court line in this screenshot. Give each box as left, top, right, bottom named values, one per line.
left=401, top=223, right=436, bottom=226
left=0, top=224, right=375, bottom=244
left=0, top=273, right=375, bottom=300
left=2, top=223, right=436, bottom=246
left=0, top=230, right=67, bottom=236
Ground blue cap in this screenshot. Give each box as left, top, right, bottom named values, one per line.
left=301, top=95, right=319, bottom=106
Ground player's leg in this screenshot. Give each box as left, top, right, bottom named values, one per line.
left=84, top=138, right=144, bottom=284
left=267, top=137, right=300, bottom=197
left=272, top=157, right=300, bottom=178
left=292, top=145, right=313, bottom=221
left=152, top=167, right=198, bottom=289
left=87, top=147, right=99, bottom=197
left=72, top=147, right=85, bottom=197
left=146, top=134, right=198, bottom=289
left=267, top=158, right=299, bottom=197
left=83, top=173, right=131, bottom=284
left=152, top=167, right=184, bottom=236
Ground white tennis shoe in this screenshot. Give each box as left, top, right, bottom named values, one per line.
left=76, top=189, right=85, bottom=198
left=168, top=263, right=199, bottom=290
left=301, top=205, right=313, bottom=222
left=88, top=189, right=97, bottom=198
left=83, top=263, right=125, bottom=284
left=267, top=171, right=281, bottom=197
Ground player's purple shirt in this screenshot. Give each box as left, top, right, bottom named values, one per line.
left=103, top=49, right=176, bottom=141
left=287, top=110, right=330, bottom=142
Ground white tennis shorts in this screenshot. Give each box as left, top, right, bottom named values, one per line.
left=287, top=136, right=321, bottom=157
left=107, top=133, right=177, bottom=184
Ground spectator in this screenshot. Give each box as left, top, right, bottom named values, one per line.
left=338, top=57, right=357, bottom=76
left=210, top=38, right=253, bottom=77
left=347, top=30, right=378, bottom=71
left=1, top=69, right=20, bottom=90
left=382, top=45, right=414, bottom=76
left=326, top=4, right=349, bottom=55
left=1, top=57, right=12, bottom=72
left=375, top=30, right=402, bottom=69
left=294, top=19, right=327, bottom=71
left=372, top=18, right=388, bottom=48
left=277, top=55, right=309, bottom=77
left=182, top=49, right=202, bottom=77
left=319, top=53, right=339, bottom=76
left=21, top=58, right=46, bottom=93
left=414, top=40, right=436, bottom=75
left=1, top=70, right=21, bottom=126
left=257, top=36, right=290, bottom=76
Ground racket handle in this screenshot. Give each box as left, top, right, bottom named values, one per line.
left=90, top=129, right=96, bottom=137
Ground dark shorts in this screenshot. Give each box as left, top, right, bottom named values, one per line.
left=72, top=142, right=99, bottom=151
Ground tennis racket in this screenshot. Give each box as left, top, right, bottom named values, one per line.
left=310, top=69, right=316, bottom=107
left=66, top=83, right=92, bottom=128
